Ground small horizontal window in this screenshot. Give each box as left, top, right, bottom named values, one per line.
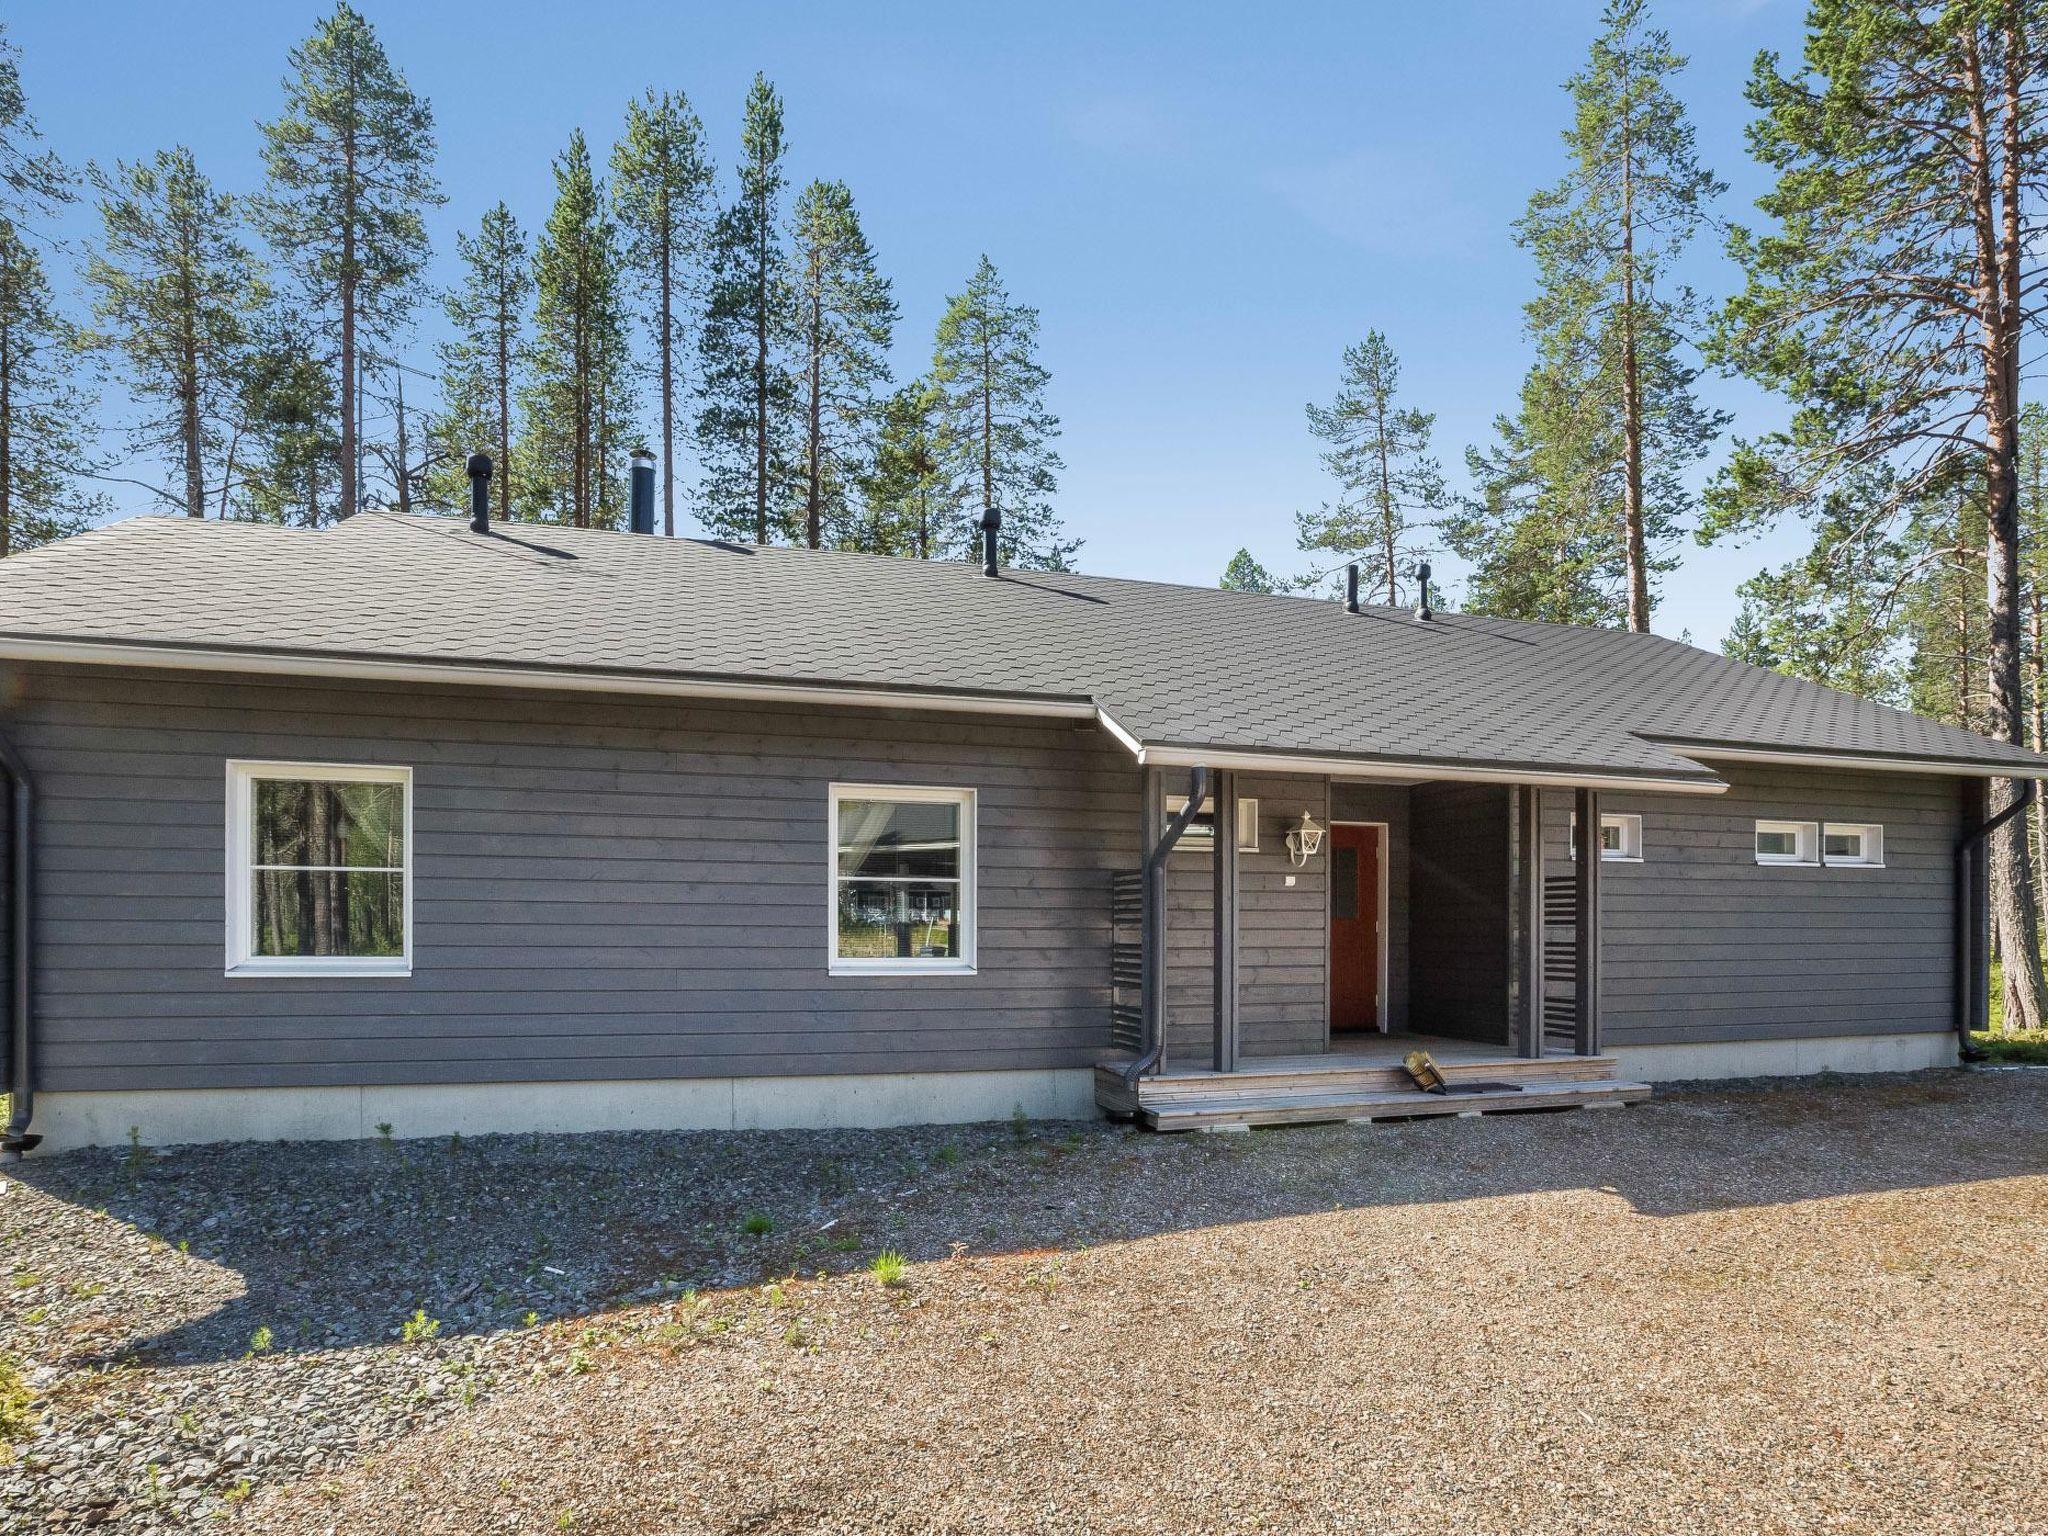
left=1755, top=819, right=1819, bottom=866
left=1168, top=794, right=1261, bottom=853
left=1823, top=822, right=1884, bottom=867
left=831, top=785, right=976, bottom=974
left=1570, top=812, right=1643, bottom=861
left=227, top=761, right=411, bottom=976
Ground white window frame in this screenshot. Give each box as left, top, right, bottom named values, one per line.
left=828, top=783, right=977, bottom=977
left=1822, top=821, right=1885, bottom=868
left=1754, top=819, right=1820, bottom=867
left=226, top=760, right=413, bottom=978
left=1569, top=811, right=1643, bottom=863
left=1167, top=794, right=1261, bottom=853
left=1236, top=796, right=1261, bottom=853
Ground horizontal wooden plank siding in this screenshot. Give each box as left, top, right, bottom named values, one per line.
left=2, top=662, right=1140, bottom=1092
left=1162, top=772, right=1329, bottom=1064
left=1541, top=763, right=1963, bottom=1047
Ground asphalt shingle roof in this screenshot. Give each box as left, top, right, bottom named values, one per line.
left=2, top=512, right=2043, bottom=787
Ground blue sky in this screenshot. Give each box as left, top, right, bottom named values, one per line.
left=14, top=0, right=1812, bottom=647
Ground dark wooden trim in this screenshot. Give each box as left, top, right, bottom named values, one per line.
left=1518, top=785, right=1543, bottom=1057
left=1141, top=765, right=1166, bottom=1072
left=1212, top=769, right=1239, bottom=1072
left=1573, top=786, right=1601, bottom=1056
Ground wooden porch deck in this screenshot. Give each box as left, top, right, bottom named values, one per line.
left=1095, top=1032, right=1651, bottom=1131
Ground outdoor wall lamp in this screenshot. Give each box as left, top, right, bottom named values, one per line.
left=1285, top=812, right=1325, bottom=868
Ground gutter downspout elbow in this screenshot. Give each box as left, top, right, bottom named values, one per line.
left=0, top=729, right=34, bottom=1156
left=1122, top=766, right=1211, bottom=1088
left=1956, top=778, right=2034, bottom=1065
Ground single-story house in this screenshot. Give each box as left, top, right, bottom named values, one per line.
left=1, top=472, right=2041, bottom=1151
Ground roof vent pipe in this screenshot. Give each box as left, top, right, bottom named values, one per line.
left=629, top=448, right=656, bottom=535
left=466, top=453, right=492, bottom=535
left=1413, top=561, right=1433, bottom=622
left=1345, top=563, right=1360, bottom=614
left=981, top=505, right=1001, bottom=578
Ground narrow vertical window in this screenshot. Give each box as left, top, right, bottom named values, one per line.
left=830, top=785, right=977, bottom=973
left=227, top=762, right=411, bottom=975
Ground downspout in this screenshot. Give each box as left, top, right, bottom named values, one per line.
left=0, top=728, right=34, bottom=1155
left=1122, top=766, right=1210, bottom=1088
left=1957, top=778, right=2033, bottom=1063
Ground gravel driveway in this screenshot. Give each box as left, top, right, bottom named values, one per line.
left=5, top=1071, right=2047, bottom=1534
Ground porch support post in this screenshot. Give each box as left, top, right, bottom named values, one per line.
left=1572, top=787, right=1601, bottom=1056
left=1211, top=768, right=1239, bottom=1073
left=1517, top=784, right=1543, bottom=1058
left=1140, top=765, right=1167, bottom=1075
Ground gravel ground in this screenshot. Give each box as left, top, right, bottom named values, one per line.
left=4, top=1071, right=2047, bottom=1534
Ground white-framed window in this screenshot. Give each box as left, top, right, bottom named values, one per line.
left=1570, top=812, right=1643, bottom=862
left=1754, top=819, right=1819, bottom=866
left=1168, top=794, right=1261, bottom=853
left=226, top=761, right=412, bottom=976
left=829, top=784, right=976, bottom=975
left=1822, top=822, right=1885, bottom=867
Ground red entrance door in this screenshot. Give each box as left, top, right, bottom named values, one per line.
left=1330, top=824, right=1382, bottom=1033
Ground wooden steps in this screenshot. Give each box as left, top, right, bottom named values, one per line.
left=1095, top=1048, right=1650, bottom=1131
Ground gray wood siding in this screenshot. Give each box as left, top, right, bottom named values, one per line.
left=4, top=663, right=1141, bottom=1092
left=1408, top=782, right=1512, bottom=1045
left=1162, top=772, right=1330, bottom=1064
left=1329, top=782, right=1410, bottom=1031
left=1540, top=764, right=1962, bottom=1045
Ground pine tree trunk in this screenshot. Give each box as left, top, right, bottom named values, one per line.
left=1966, top=24, right=2047, bottom=1033
left=980, top=330, right=995, bottom=550
left=805, top=274, right=823, bottom=549
left=1618, top=67, right=1650, bottom=635
left=660, top=229, right=674, bottom=538
left=752, top=148, right=770, bottom=544
left=392, top=366, right=409, bottom=515
left=338, top=80, right=359, bottom=525
left=495, top=262, right=512, bottom=524
left=1375, top=408, right=1397, bottom=604
left=0, top=246, right=11, bottom=559
left=180, top=262, right=203, bottom=517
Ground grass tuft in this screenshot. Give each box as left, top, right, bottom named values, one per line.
left=868, top=1249, right=908, bottom=1288
left=740, top=1212, right=773, bottom=1237
left=1971, top=1028, right=2048, bottom=1065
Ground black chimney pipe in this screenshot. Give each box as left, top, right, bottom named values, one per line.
left=981, top=504, right=1000, bottom=577
left=629, top=449, right=656, bottom=535
left=1413, top=561, right=1433, bottom=622
left=466, top=453, right=492, bottom=534
left=1345, top=563, right=1360, bottom=614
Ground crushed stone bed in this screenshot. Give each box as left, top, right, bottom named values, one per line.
left=3, top=1071, right=2046, bottom=1533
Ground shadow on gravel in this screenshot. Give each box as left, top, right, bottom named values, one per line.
left=11, top=1068, right=2047, bottom=1373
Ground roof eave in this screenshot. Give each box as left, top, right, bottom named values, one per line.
left=0, top=635, right=1100, bottom=720
left=1659, top=740, right=2048, bottom=781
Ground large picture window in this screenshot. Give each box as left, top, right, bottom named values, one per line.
left=227, top=761, right=411, bottom=975
left=830, top=785, right=976, bottom=974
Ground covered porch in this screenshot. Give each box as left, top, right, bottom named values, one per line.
left=1096, top=765, right=1651, bottom=1128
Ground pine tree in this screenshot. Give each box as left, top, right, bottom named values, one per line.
left=856, top=377, right=953, bottom=557
left=83, top=148, right=268, bottom=519
left=1294, top=331, right=1443, bottom=605
left=232, top=307, right=339, bottom=526
left=1220, top=549, right=1277, bottom=593
left=612, top=88, right=713, bottom=537
left=697, top=74, right=795, bottom=543
left=931, top=255, right=1075, bottom=569
left=430, top=203, right=528, bottom=517
left=518, top=131, right=634, bottom=529
left=1462, top=0, right=1724, bottom=630
left=0, top=220, right=104, bottom=554
left=1706, top=0, right=2048, bottom=1027
left=0, top=26, right=98, bottom=555
left=788, top=179, right=895, bottom=549
left=255, top=3, right=439, bottom=522
left=0, top=22, right=66, bottom=227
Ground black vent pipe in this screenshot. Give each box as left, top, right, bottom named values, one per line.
left=629, top=449, right=656, bottom=535
left=981, top=505, right=1000, bottom=577
left=1345, top=563, right=1360, bottom=614
left=0, top=728, right=37, bottom=1156
left=1413, top=561, right=1433, bottom=621
left=466, top=453, right=492, bottom=534
left=1956, top=778, right=2034, bottom=1061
